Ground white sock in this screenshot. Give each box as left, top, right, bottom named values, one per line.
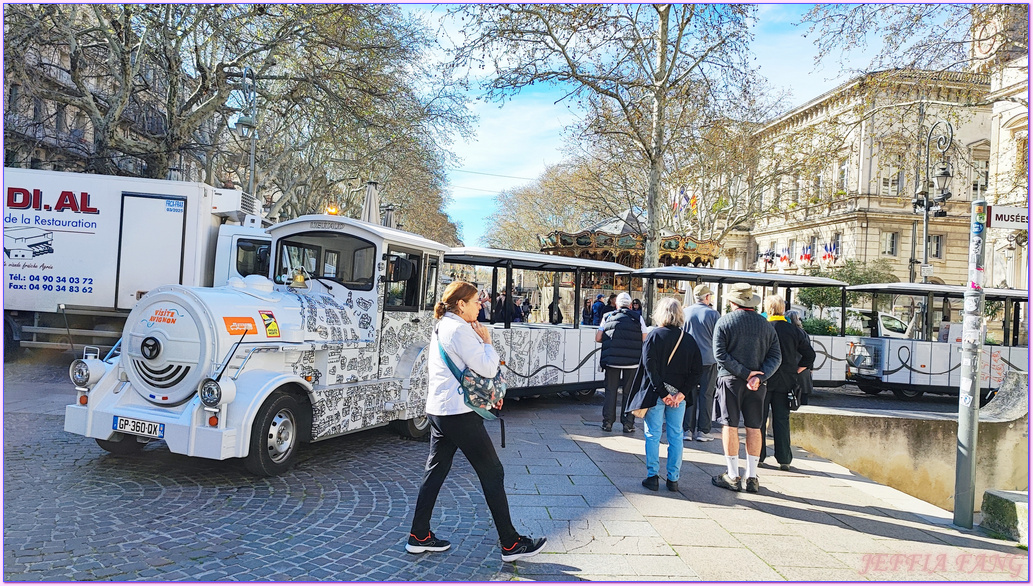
left=725, top=456, right=739, bottom=478
left=746, top=455, right=760, bottom=479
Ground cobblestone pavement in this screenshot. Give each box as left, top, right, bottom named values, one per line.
left=3, top=351, right=1028, bottom=581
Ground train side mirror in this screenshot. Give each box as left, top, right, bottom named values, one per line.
left=385, top=257, right=414, bottom=283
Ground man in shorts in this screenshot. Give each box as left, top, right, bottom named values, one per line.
left=711, top=283, right=782, bottom=494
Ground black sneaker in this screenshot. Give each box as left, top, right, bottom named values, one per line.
left=623, top=422, right=635, bottom=433
left=666, top=479, right=679, bottom=492
left=601, top=422, right=613, bottom=432
left=712, top=473, right=741, bottom=492
left=406, top=531, right=451, bottom=554
left=779, top=464, right=791, bottom=472
left=641, top=475, right=659, bottom=491
left=744, top=476, right=760, bottom=493
left=500, top=535, right=547, bottom=562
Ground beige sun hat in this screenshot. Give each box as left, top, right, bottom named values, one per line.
left=726, top=282, right=761, bottom=308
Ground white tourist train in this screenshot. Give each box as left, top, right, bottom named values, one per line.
left=64, top=215, right=631, bottom=476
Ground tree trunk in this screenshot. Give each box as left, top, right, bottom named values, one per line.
left=644, top=4, right=670, bottom=316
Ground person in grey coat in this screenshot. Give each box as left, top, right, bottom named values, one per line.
left=711, top=283, right=781, bottom=495
left=682, top=283, right=719, bottom=442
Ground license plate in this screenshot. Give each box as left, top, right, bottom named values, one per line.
left=112, top=416, right=164, bottom=439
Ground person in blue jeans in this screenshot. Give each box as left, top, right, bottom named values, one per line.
left=625, top=297, right=703, bottom=492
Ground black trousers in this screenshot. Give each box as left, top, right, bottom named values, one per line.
left=602, top=367, right=637, bottom=425
left=683, top=363, right=717, bottom=434
left=760, top=390, right=792, bottom=465
left=409, top=411, right=519, bottom=545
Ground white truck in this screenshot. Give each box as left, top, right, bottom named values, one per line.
left=3, top=168, right=270, bottom=358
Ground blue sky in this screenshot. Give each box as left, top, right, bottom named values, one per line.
left=431, top=4, right=868, bottom=246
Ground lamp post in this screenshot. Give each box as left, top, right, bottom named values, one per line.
left=232, top=67, right=259, bottom=197
left=912, top=119, right=954, bottom=285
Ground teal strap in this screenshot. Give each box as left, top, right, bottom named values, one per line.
left=438, top=340, right=465, bottom=384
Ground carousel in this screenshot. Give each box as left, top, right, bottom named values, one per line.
left=537, top=209, right=721, bottom=293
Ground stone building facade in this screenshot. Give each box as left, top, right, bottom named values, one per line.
left=729, top=70, right=993, bottom=287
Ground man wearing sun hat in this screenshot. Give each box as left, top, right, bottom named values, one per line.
left=711, top=282, right=782, bottom=494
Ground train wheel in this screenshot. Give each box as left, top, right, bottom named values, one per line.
left=96, top=434, right=146, bottom=455
left=391, top=414, right=430, bottom=439
left=245, top=391, right=303, bottom=476
left=858, top=385, right=883, bottom=395
left=570, top=388, right=597, bottom=400
left=891, top=388, right=925, bottom=401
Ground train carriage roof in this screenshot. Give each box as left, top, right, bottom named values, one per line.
left=845, top=282, right=1028, bottom=302
left=629, top=266, right=847, bottom=288
left=445, top=247, right=633, bottom=273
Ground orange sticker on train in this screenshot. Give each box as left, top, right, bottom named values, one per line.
left=223, top=317, right=257, bottom=335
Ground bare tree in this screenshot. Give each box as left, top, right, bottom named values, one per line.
left=448, top=3, right=755, bottom=280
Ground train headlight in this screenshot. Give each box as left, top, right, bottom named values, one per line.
left=198, top=377, right=236, bottom=407
left=69, top=359, right=105, bottom=388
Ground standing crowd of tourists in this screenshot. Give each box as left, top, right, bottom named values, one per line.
left=407, top=279, right=815, bottom=563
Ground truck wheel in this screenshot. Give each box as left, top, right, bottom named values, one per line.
left=858, top=385, right=883, bottom=395
left=96, top=434, right=146, bottom=455
left=245, top=391, right=303, bottom=476
left=891, top=388, right=924, bottom=401
left=4, top=321, right=20, bottom=362
left=390, top=415, right=430, bottom=439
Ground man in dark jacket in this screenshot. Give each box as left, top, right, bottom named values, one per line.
left=591, top=294, right=607, bottom=325
left=595, top=292, right=647, bottom=433
left=682, top=283, right=720, bottom=442
left=761, top=296, right=815, bottom=470
left=711, top=283, right=782, bottom=494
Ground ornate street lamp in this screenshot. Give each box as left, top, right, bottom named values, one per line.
left=911, top=119, right=954, bottom=284
left=231, top=67, right=259, bottom=197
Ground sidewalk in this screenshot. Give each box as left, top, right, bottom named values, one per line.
left=485, top=397, right=1027, bottom=581
left=3, top=352, right=1027, bottom=581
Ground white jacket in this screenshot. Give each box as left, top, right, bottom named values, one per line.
left=426, top=312, right=501, bottom=416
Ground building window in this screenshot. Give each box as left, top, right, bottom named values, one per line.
left=838, top=158, right=849, bottom=192
left=7, top=84, right=21, bottom=113
left=32, top=98, right=43, bottom=123
left=787, top=238, right=796, bottom=264
left=929, top=235, right=944, bottom=259
left=55, top=105, right=67, bottom=133
left=881, top=231, right=899, bottom=256
left=832, top=232, right=841, bottom=258
left=1017, top=133, right=1029, bottom=183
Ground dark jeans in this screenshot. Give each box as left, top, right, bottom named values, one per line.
left=683, top=363, right=717, bottom=434
left=760, top=390, right=792, bottom=465
left=410, top=412, right=519, bottom=545
left=603, top=367, right=637, bottom=425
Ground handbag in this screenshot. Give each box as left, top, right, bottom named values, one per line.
left=788, top=386, right=801, bottom=411
left=630, top=330, right=684, bottom=418
left=437, top=338, right=507, bottom=421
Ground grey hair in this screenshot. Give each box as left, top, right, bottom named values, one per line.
left=652, top=297, right=684, bottom=328
left=785, top=310, right=804, bottom=328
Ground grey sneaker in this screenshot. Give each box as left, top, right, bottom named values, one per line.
left=695, top=432, right=714, bottom=442
left=744, top=476, right=760, bottom=493
left=712, top=473, right=741, bottom=492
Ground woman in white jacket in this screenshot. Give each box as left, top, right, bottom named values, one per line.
left=406, top=281, right=546, bottom=562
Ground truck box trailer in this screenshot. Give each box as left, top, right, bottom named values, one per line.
left=3, top=168, right=270, bottom=356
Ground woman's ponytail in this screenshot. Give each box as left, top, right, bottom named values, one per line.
left=434, top=301, right=449, bottom=320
